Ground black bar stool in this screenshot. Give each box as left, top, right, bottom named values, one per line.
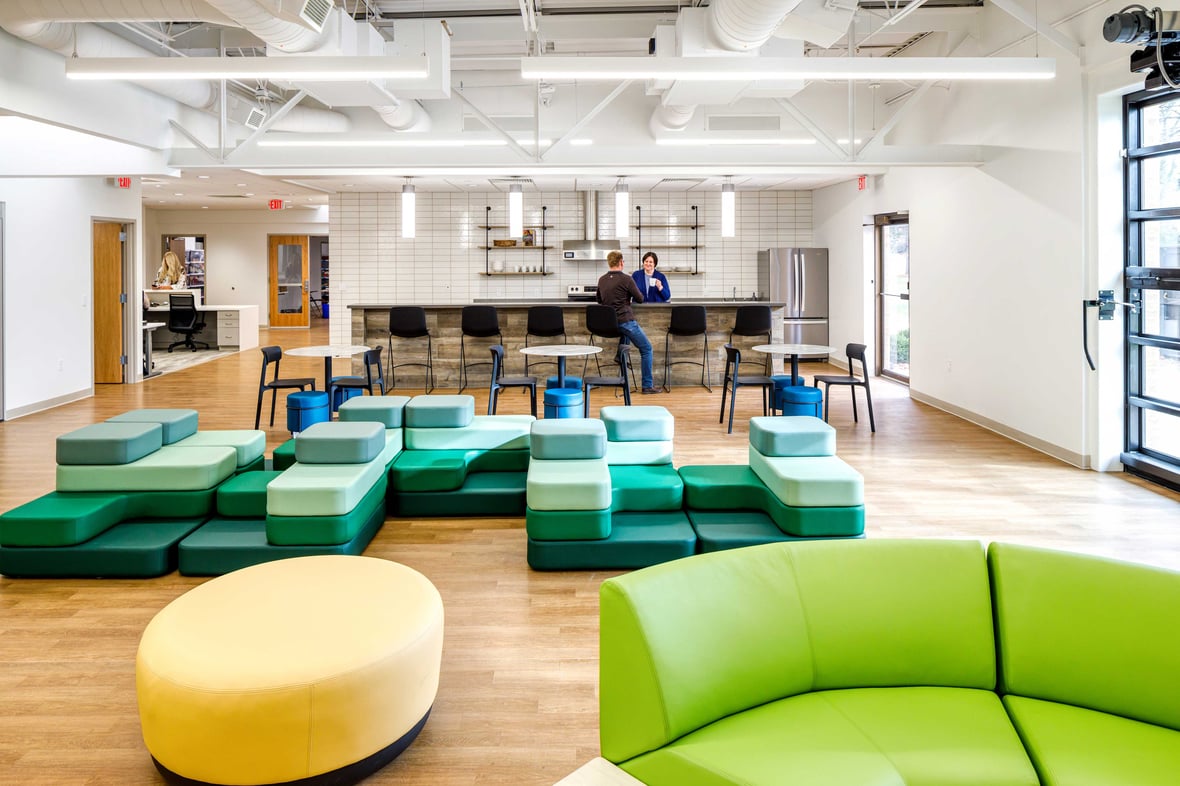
left=584, top=304, right=636, bottom=389
left=459, top=305, right=502, bottom=393
left=387, top=306, right=434, bottom=393
left=524, top=305, right=567, bottom=376
left=730, top=305, right=773, bottom=374
left=663, top=304, right=711, bottom=392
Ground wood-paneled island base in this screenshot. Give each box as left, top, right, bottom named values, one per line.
left=350, top=301, right=787, bottom=389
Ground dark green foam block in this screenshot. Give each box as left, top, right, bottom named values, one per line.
left=266, top=476, right=388, bottom=546
left=0, top=518, right=207, bottom=578
left=466, top=449, right=530, bottom=473
left=272, top=439, right=297, bottom=471
left=216, top=471, right=282, bottom=518
left=685, top=510, right=859, bottom=553
left=526, top=511, right=697, bottom=571
left=766, top=501, right=865, bottom=537
left=177, top=503, right=386, bottom=577
left=123, top=488, right=218, bottom=520
left=394, top=472, right=527, bottom=518
left=236, top=455, right=266, bottom=474
left=391, top=450, right=469, bottom=492
left=0, top=492, right=128, bottom=547
left=609, top=465, right=684, bottom=512
left=526, top=507, right=611, bottom=541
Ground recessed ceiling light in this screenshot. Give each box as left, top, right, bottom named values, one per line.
left=201, top=205, right=208, bottom=209
left=570, top=138, right=594, bottom=146
left=198, top=175, right=210, bottom=179
left=158, top=200, right=165, bottom=203
left=236, top=183, right=247, bottom=187
left=245, top=192, right=254, bottom=196
left=174, top=192, right=184, bottom=196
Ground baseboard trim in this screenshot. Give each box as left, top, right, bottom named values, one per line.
left=4, top=388, right=93, bottom=421
left=909, top=389, right=1087, bottom=469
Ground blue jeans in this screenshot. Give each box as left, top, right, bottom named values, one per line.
left=618, top=320, right=654, bottom=390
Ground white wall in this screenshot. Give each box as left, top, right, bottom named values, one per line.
left=0, top=177, right=141, bottom=418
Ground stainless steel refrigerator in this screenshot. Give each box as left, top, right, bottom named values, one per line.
left=757, top=248, right=829, bottom=353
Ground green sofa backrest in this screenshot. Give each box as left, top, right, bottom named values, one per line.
left=600, top=539, right=997, bottom=763
left=990, top=542, right=1180, bottom=731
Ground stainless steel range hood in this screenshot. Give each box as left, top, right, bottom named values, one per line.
left=562, top=192, right=620, bottom=262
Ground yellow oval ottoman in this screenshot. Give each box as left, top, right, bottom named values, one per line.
left=136, top=555, right=444, bottom=785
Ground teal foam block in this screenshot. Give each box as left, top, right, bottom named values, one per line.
left=0, top=518, right=207, bottom=578
left=687, top=510, right=864, bottom=553
left=526, top=511, right=697, bottom=571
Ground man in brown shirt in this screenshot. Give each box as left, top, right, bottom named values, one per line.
left=597, top=250, right=657, bottom=393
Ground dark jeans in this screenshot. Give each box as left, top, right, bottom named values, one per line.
left=618, top=319, right=653, bottom=389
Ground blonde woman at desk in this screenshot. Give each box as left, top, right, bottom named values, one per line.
left=153, top=251, right=186, bottom=290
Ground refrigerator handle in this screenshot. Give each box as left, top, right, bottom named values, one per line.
left=793, top=251, right=802, bottom=314
left=798, top=252, right=806, bottom=314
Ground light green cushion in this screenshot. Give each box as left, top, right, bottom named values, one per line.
left=749, top=415, right=836, bottom=457
left=55, top=446, right=235, bottom=492
left=172, top=430, right=266, bottom=468
left=605, top=440, right=673, bottom=466
left=107, top=408, right=198, bottom=444
left=405, top=415, right=533, bottom=451
left=338, top=394, right=411, bottom=428
left=990, top=543, right=1180, bottom=731
left=601, top=405, right=674, bottom=442
left=295, top=421, right=386, bottom=464
left=404, top=394, right=474, bottom=428
left=1004, top=695, right=1180, bottom=786
left=56, top=422, right=163, bottom=466
left=266, top=460, right=384, bottom=517
left=526, top=458, right=611, bottom=510
left=530, top=419, right=607, bottom=460
left=599, top=539, right=996, bottom=763
left=749, top=448, right=864, bottom=507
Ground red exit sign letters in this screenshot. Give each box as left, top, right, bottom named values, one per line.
left=268, top=199, right=284, bottom=210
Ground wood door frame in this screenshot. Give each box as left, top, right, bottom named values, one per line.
left=0, top=202, right=4, bottom=418
left=874, top=212, right=910, bottom=385
left=268, top=235, right=310, bottom=328
left=90, top=219, right=138, bottom=385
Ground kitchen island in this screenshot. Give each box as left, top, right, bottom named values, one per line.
left=349, top=301, right=785, bottom=389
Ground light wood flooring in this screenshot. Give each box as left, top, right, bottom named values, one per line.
left=1, top=322, right=1178, bottom=785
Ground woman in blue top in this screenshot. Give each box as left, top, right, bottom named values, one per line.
left=632, top=251, right=671, bottom=302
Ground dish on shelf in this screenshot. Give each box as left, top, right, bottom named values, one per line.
left=673, top=265, right=693, bottom=272
left=493, top=239, right=517, bottom=247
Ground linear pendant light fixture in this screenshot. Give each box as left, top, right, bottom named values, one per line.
left=615, top=182, right=629, bottom=240
left=402, top=181, right=416, bottom=239
left=721, top=182, right=736, bottom=238
left=521, top=56, right=1055, bottom=82
left=65, top=55, right=430, bottom=81
left=508, top=183, right=524, bottom=238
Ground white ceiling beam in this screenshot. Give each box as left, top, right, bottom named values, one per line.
left=226, top=89, right=309, bottom=162
left=988, top=0, right=1081, bottom=59
left=856, top=81, right=934, bottom=156
left=542, top=80, right=633, bottom=159
left=453, top=88, right=538, bottom=161
left=774, top=98, right=850, bottom=161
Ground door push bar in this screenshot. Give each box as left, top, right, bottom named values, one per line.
left=1082, top=290, right=1137, bottom=370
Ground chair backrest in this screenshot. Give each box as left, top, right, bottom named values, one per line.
left=489, top=344, right=506, bottom=381
left=527, top=306, right=565, bottom=337
left=731, top=305, right=771, bottom=337
left=723, top=343, right=741, bottom=376
left=846, top=343, right=869, bottom=383
left=168, top=293, right=198, bottom=331
left=586, top=305, right=620, bottom=339
left=389, top=306, right=428, bottom=338
left=616, top=344, right=631, bottom=387
left=462, top=305, right=501, bottom=337
left=669, top=304, right=707, bottom=336
left=363, top=346, right=384, bottom=386
left=259, top=346, right=283, bottom=386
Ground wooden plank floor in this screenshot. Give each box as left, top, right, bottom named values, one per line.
left=1, top=321, right=1178, bottom=785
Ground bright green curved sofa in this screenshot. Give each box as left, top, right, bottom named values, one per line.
left=599, top=538, right=1180, bottom=785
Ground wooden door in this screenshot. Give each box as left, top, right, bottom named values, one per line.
left=93, top=221, right=124, bottom=383
left=268, top=235, right=309, bottom=328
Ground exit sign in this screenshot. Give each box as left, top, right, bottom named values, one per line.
left=857, top=175, right=868, bottom=192
left=116, top=176, right=131, bottom=189
left=268, top=199, right=284, bottom=210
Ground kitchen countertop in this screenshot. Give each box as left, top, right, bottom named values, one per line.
left=350, top=300, right=782, bottom=308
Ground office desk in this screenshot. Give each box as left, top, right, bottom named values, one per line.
left=145, top=304, right=259, bottom=351
left=142, top=321, right=164, bottom=378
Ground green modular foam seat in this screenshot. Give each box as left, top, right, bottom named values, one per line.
left=526, top=511, right=697, bottom=571
left=748, top=448, right=864, bottom=508
left=525, top=506, right=612, bottom=541
left=272, top=439, right=297, bottom=471
left=338, top=394, right=411, bottom=428
left=0, top=492, right=127, bottom=547
left=749, top=415, right=836, bottom=458
left=56, top=422, right=163, bottom=466
left=609, top=465, right=683, bottom=512
left=605, top=440, right=673, bottom=466
left=0, top=518, right=207, bottom=578
left=391, top=450, right=469, bottom=492
left=266, top=477, right=388, bottom=546
left=107, top=409, right=199, bottom=445
left=530, top=419, right=607, bottom=460
left=295, top=421, right=386, bottom=464
left=601, top=405, right=674, bottom=442
left=56, top=445, right=236, bottom=493
left=393, top=472, right=527, bottom=518
left=405, top=415, right=533, bottom=451
left=267, top=460, right=384, bottom=517
left=172, top=430, right=266, bottom=468
left=526, top=458, right=612, bottom=511
left=237, top=455, right=265, bottom=474
left=216, top=471, right=281, bottom=518
left=404, top=394, right=475, bottom=428
left=687, top=510, right=864, bottom=552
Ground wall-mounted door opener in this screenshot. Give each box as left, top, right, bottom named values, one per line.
left=1082, top=290, right=1138, bottom=370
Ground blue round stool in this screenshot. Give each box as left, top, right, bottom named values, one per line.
left=543, top=388, right=584, bottom=419
left=777, top=385, right=823, bottom=418
left=545, top=375, right=583, bottom=390
left=286, top=390, right=330, bottom=434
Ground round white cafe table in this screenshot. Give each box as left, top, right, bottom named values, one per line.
left=752, top=343, right=836, bottom=382
left=519, top=345, right=602, bottom=388
left=285, top=344, right=370, bottom=391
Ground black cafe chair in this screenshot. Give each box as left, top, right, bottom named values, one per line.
left=813, top=342, right=876, bottom=432
left=584, top=344, right=632, bottom=417
left=488, top=345, right=537, bottom=417
left=720, top=343, right=773, bottom=434
left=255, top=346, right=317, bottom=429
left=585, top=304, right=636, bottom=389
left=327, top=347, right=386, bottom=412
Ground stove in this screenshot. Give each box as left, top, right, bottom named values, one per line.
left=567, top=284, right=598, bottom=302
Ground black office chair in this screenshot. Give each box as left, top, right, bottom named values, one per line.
left=813, top=343, right=876, bottom=432
left=663, top=304, right=711, bottom=392
left=166, top=293, right=209, bottom=352
left=328, top=347, right=385, bottom=412
left=583, top=344, right=632, bottom=417
left=720, top=344, right=774, bottom=434
left=387, top=306, right=434, bottom=393
left=729, top=305, right=773, bottom=374
left=255, top=346, right=317, bottom=429
left=459, top=305, right=502, bottom=393
left=524, top=305, right=567, bottom=376
left=585, top=304, right=636, bottom=388
left=488, top=345, right=537, bottom=417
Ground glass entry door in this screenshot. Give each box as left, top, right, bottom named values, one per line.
left=268, top=235, right=309, bottom=328
left=876, top=213, right=910, bottom=383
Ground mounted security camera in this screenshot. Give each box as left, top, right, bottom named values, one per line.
left=1105, top=6, right=1180, bottom=90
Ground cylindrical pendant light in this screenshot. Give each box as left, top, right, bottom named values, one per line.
left=721, top=182, right=736, bottom=238
left=401, top=182, right=416, bottom=239
left=508, top=183, right=524, bottom=238
left=615, top=182, right=629, bottom=239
